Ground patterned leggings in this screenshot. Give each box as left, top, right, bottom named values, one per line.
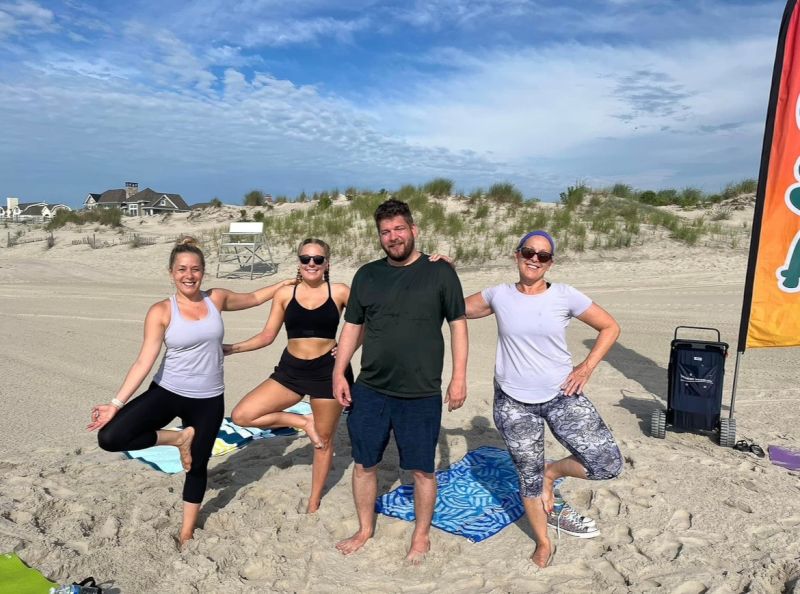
left=493, top=382, right=623, bottom=498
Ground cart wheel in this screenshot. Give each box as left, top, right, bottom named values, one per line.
left=650, top=410, right=666, bottom=439
left=719, top=418, right=736, bottom=448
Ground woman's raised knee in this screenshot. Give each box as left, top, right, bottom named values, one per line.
left=97, top=426, right=123, bottom=452
left=230, top=407, right=251, bottom=427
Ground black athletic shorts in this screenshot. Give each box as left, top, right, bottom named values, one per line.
left=270, top=348, right=353, bottom=399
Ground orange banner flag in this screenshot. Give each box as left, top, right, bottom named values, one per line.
left=742, top=0, right=800, bottom=349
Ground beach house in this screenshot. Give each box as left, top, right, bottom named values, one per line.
left=84, top=182, right=190, bottom=216
left=2, top=198, right=71, bottom=222
left=17, top=202, right=72, bottom=221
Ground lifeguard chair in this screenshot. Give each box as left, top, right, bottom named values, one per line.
left=215, top=222, right=276, bottom=279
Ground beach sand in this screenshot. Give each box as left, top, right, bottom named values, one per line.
left=1, top=212, right=799, bottom=593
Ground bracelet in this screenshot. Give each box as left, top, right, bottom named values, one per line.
left=110, top=398, right=125, bottom=409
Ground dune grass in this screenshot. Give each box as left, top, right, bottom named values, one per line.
left=221, top=177, right=754, bottom=265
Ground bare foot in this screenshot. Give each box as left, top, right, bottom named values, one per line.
left=541, top=462, right=556, bottom=513
left=336, top=531, right=372, bottom=555
left=405, top=533, right=430, bottom=565
left=303, top=415, right=324, bottom=449
left=306, top=498, right=321, bottom=514
left=178, top=530, right=194, bottom=548
left=531, top=539, right=554, bottom=568
left=175, top=427, right=195, bottom=472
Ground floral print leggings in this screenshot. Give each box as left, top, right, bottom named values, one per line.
left=493, top=382, right=623, bottom=498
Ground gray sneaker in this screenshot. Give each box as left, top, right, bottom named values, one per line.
left=554, top=500, right=596, bottom=528
left=547, top=506, right=600, bottom=539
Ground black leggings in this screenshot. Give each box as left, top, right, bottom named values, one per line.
left=98, top=382, right=224, bottom=504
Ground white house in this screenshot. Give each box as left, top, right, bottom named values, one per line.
left=6, top=199, right=72, bottom=221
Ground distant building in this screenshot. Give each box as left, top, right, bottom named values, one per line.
left=83, top=182, right=190, bottom=216
left=3, top=197, right=71, bottom=221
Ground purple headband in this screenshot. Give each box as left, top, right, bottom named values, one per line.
left=517, top=230, right=555, bottom=255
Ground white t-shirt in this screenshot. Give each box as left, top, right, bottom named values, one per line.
left=481, top=282, right=592, bottom=403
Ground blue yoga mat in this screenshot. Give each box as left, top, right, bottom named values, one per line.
left=376, top=446, right=562, bottom=543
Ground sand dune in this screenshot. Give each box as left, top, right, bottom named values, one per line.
left=1, top=208, right=799, bottom=593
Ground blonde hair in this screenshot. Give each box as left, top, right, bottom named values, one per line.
left=297, top=237, right=330, bottom=257
left=169, top=236, right=205, bottom=270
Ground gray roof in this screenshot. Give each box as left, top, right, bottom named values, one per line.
left=89, top=187, right=189, bottom=211
left=96, top=189, right=127, bottom=204
left=21, top=204, right=46, bottom=215
left=133, top=188, right=189, bottom=210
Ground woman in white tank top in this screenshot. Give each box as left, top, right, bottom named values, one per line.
left=87, top=236, right=295, bottom=546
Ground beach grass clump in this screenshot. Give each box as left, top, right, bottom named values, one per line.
left=560, top=184, right=588, bottom=210
left=423, top=178, right=454, bottom=198
left=486, top=183, right=523, bottom=206
left=467, top=189, right=483, bottom=205
left=473, top=202, right=490, bottom=219
left=444, top=212, right=464, bottom=235
left=671, top=223, right=701, bottom=245
left=550, top=207, right=572, bottom=232
left=611, top=183, right=633, bottom=199
left=722, top=178, right=758, bottom=199
left=47, top=207, right=123, bottom=230
left=509, top=205, right=550, bottom=236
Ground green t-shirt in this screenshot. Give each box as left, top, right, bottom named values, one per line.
left=345, top=254, right=466, bottom=397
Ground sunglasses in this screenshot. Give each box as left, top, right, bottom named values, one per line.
left=517, top=247, right=553, bottom=262
left=299, top=254, right=326, bottom=265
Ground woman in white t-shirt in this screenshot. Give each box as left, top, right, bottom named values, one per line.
left=465, top=230, right=623, bottom=568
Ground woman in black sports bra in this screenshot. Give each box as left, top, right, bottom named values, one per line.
left=225, top=238, right=354, bottom=513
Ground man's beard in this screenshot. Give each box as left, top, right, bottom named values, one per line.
left=383, top=237, right=415, bottom=262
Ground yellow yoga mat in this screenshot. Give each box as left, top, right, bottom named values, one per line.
left=0, top=553, right=56, bottom=594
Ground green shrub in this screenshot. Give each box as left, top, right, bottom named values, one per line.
left=612, top=183, right=633, bottom=199
left=253, top=211, right=265, bottom=222
left=244, top=190, right=264, bottom=206
left=679, top=187, right=704, bottom=208
left=560, top=184, right=588, bottom=210
left=318, top=195, right=333, bottom=210
left=638, top=190, right=657, bottom=205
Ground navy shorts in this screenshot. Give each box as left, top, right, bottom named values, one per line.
left=346, top=382, right=441, bottom=473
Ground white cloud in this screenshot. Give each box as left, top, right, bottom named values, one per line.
left=242, top=16, right=370, bottom=46
left=0, top=0, right=55, bottom=38
left=367, top=35, right=773, bottom=192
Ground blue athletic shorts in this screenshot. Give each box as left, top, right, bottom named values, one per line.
left=346, top=382, right=441, bottom=473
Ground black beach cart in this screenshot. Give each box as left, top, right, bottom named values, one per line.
left=650, top=326, right=735, bottom=447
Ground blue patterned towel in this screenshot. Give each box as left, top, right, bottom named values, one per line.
left=125, top=401, right=312, bottom=474
left=376, top=446, right=562, bottom=543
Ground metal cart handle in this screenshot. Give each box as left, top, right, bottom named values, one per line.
left=673, top=326, right=721, bottom=342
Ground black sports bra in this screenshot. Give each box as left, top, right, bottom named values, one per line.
left=284, top=282, right=340, bottom=339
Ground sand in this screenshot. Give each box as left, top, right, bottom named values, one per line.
left=1, top=209, right=799, bottom=593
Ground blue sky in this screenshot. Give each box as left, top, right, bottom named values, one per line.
left=0, top=0, right=786, bottom=207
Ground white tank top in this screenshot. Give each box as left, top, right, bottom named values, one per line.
left=153, top=292, right=224, bottom=398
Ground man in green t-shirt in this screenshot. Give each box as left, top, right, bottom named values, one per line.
left=332, top=199, right=468, bottom=563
